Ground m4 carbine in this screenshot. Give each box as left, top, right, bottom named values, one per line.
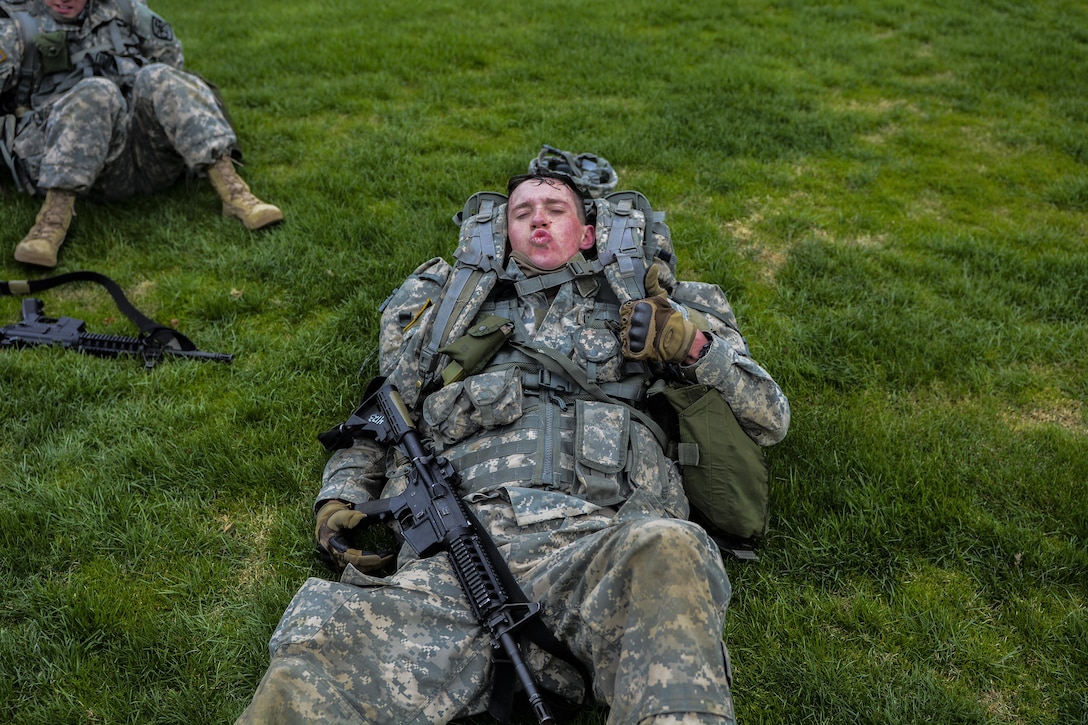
left=319, top=377, right=588, bottom=725
left=0, top=298, right=233, bottom=368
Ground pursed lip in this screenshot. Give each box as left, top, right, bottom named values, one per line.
left=530, top=230, right=552, bottom=244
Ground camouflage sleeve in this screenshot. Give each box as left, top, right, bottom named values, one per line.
left=313, top=258, right=453, bottom=511
left=315, top=437, right=389, bottom=512
left=376, top=257, right=452, bottom=412
left=685, top=334, right=791, bottom=446
left=0, top=19, right=23, bottom=93
left=134, top=2, right=184, bottom=68
left=671, top=280, right=791, bottom=446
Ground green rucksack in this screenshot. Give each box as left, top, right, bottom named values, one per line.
left=648, top=379, right=770, bottom=558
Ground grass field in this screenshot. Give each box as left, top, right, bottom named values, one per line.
left=2, top=0, right=1087, bottom=723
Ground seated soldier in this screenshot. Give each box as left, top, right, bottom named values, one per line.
left=0, top=0, right=282, bottom=268
left=236, top=166, right=790, bottom=725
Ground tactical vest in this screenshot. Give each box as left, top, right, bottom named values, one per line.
left=418, top=189, right=678, bottom=388
left=374, top=188, right=698, bottom=487
left=384, top=187, right=770, bottom=552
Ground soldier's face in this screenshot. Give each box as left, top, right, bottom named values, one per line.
left=507, top=179, right=595, bottom=271
left=44, top=0, right=88, bottom=21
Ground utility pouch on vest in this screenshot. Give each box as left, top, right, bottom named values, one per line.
left=649, top=381, right=769, bottom=547
left=34, top=31, right=71, bottom=74
left=438, top=314, right=514, bottom=385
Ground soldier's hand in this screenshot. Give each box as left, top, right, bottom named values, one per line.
left=315, top=500, right=394, bottom=573
left=620, top=266, right=698, bottom=363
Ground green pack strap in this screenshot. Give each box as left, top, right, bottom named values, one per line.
left=607, top=190, right=674, bottom=273
left=598, top=195, right=646, bottom=301
left=453, top=193, right=506, bottom=271
left=420, top=266, right=486, bottom=378
left=512, top=254, right=600, bottom=297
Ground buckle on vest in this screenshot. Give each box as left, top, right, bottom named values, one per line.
left=523, top=369, right=576, bottom=395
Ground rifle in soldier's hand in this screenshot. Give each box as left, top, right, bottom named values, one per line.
left=319, top=377, right=589, bottom=725
left=0, top=297, right=233, bottom=368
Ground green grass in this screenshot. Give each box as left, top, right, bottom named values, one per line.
left=2, top=0, right=1087, bottom=722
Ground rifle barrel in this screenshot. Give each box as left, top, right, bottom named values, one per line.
left=163, top=347, right=234, bottom=364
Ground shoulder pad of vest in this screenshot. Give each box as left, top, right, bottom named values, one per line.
left=410, top=256, right=453, bottom=285
left=603, top=190, right=676, bottom=270
left=2, top=7, right=34, bottom=35
left=115, top=0, right=137, bottom=23
left=453, top=191, right=507, bottom=272
left=452, top=190, right=508, bottom=227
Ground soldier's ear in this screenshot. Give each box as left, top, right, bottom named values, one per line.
left=579, top=224, right=595, bottom=251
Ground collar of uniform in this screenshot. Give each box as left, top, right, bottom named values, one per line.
left=513, top=253, right=600, bottom=297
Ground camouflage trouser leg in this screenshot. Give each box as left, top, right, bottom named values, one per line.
left=126, top=63, right=236, bottom=179
left=85, top=63, right=236, bottom=199
left=235, top=558, right=493, bottom=725
left=22, top=77, right=129, bottom=195
left=522, top=515, right=736, bottom=725
left=237, top=510, right=735, bottom=725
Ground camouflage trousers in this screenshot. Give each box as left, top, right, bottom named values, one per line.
left=13, top=63, right=236, bottom=200
left=236, top=498, right=736, bottom=725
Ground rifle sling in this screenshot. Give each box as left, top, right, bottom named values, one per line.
left=1, top=270, right=196, bottom=350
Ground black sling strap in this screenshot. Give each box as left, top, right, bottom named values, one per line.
left=1, top=270, right=198, bottom=350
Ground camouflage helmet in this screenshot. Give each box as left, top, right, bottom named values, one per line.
left=528, top=145, right=618, bottom=199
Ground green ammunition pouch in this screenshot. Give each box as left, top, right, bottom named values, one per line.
left=438, top=314, right=514, bottom=385
left=649, top=381, right=770, bottom=549
left=33, top=31, right=70, bottom=74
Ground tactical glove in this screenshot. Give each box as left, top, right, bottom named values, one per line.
left=619, top=266, right=698, bottom=363
left=315, top=500, right=394, bottom=573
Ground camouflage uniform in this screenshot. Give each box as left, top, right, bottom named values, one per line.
left=238, top=207, right=791, bottom=724
left=0, top=0, right=235, bottom=198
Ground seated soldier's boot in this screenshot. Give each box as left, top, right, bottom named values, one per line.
left=206, top=156, right=283, bottom=231
left=14, top=189, right=77, bottom=268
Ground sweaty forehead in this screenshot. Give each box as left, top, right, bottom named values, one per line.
left=509, top=179, right=577, bottom=209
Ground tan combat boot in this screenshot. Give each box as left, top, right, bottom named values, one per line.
left=206, top=156, right=283, bottom=231
left=14, top=189, right=77, bottom=268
